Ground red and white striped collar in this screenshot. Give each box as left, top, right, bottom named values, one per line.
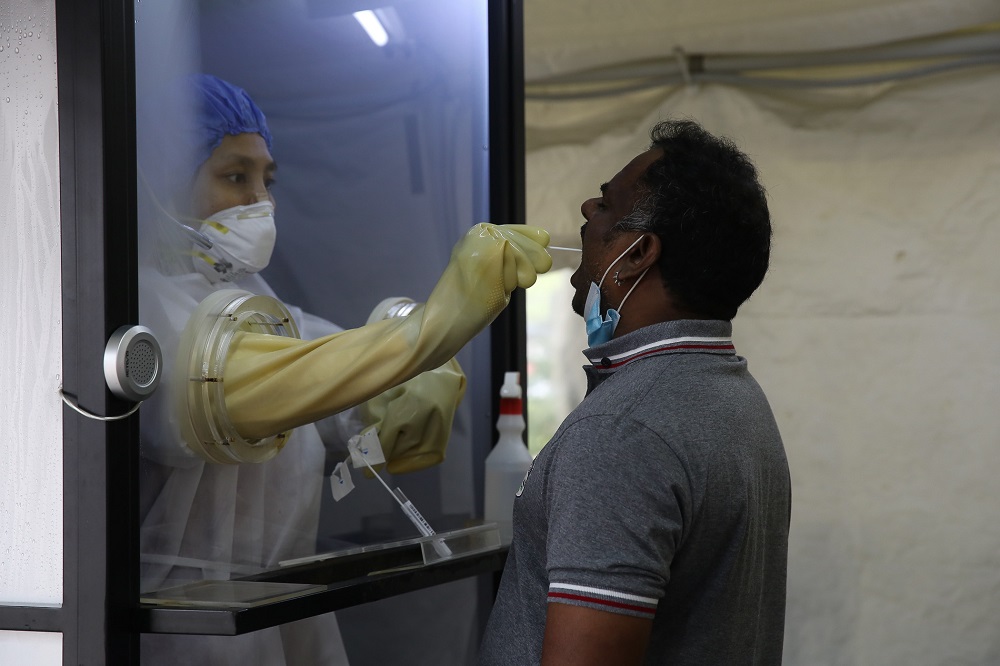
left=586, top=332, right=735, bottom=371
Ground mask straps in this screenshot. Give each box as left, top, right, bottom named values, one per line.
left=598, top=234, right=649, bottom=315
left=597, top=234, right=646, bottom=289
left=137, top=166, right=214, bottom=250
left=616, top=266, right=650, bottom=314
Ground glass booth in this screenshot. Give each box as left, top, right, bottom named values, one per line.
left=2, top=0, right=526, bottom=665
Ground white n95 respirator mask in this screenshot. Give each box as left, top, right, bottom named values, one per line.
left=191, top=201, right=277, bottom=283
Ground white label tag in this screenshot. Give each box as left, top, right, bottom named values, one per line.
left=330, top=462, right=355, bottom=501
left=348, top=428, right=386, bottom=468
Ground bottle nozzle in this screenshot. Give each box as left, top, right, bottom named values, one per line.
left=499, top=371, right=522, bottom=414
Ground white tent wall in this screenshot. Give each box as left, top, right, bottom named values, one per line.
left=523, top=0, right=1000, bottom=81
left=523, top=41, right=1000, bottom=666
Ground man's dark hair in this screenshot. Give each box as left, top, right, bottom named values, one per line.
left=614, top=119, right=771, bottom=320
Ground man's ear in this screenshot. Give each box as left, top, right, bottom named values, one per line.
left=621, top=233, right=660, bottom=279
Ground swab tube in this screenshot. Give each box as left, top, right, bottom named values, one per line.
left=360, top=456, right=453, bottom=559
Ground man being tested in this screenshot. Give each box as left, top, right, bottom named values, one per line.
left=480, top=119, right=790, bottom=665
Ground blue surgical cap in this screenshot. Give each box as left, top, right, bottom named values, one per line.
left=190, top=73, right=273, bottom=167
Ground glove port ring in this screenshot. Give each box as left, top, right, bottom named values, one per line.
left=174, top=289, right=300, bottom=464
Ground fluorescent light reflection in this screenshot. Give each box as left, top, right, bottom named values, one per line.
left=353, top=10, right=389, bottom=47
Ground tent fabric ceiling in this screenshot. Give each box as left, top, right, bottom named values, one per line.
left=523, top=0, right=1000, bottom=81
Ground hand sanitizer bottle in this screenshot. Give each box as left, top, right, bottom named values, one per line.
left=484, top=372, right=533, bottom=543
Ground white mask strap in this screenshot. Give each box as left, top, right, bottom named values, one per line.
left=138, top=166, right=215, bottom=250
left=598, top=234, right=646, bottom=289
left=616, top=266, right=650, bottom=313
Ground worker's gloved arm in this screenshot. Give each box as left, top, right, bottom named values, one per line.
left=222, top=223, right=551, bottom=440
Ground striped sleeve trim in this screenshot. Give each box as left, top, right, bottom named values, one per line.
left=547, top=583, right=658, bottom=617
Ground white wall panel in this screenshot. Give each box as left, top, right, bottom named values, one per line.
left=0, top=1, right=63, bottom=606
left=0, top=631, right=61, bottom=664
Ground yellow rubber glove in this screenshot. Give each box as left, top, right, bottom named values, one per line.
left=359, top=357, right=466, bottom=475
left=222, top=223, right=551, bottom=440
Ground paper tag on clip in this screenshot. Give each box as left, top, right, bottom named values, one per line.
left=330, top=461, right=355, bottom=501
left=348, top=428, right=386, bottom=469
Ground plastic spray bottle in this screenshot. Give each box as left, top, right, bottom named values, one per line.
left=484, top=371, right=533, bottom=543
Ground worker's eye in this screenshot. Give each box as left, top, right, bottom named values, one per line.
left=225, top=173, right=247, bottom=184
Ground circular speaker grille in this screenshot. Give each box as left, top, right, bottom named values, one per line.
left=105, top=325, right=162, bottom=402
left=127, top=339, right=159, bottom=387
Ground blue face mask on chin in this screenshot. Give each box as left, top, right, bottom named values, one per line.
left=584, top=235, right=650, bottom=347
left=584, top=284, right=620, bottom=347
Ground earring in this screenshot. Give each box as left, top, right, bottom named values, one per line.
left=613, top=271, right=623, bottom=287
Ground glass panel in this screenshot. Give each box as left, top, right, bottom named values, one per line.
left=0, top=1, right=63, bottom=607
left=525, top=269, right=587, bottom=455
left=0, top=631, right=61, bottom=664
left=134, top=0, right=491, bottom=659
